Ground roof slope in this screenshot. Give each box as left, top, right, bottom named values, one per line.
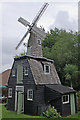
left=46, top=84, right=75, bottom=94
left=0, top=69, right=11, bottom=86
left=28, top=58, right=61, bottom=85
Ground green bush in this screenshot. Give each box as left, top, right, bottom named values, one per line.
left=43, top=105, right=61, bottom=118
left=76, top=91, right=80, bottom=98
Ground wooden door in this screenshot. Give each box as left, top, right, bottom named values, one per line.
left=70, top=93, right=75, bottom=115
left=17, top=92, right=24, bottom=114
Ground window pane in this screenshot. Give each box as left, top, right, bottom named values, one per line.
left=62, top=95, right=69, bottom=104
left=27, top=89, right=33, bottom=100
left=63, top=96, right=65, bottom=102
left=12, top=69, right=15, bottom=76
left=66, top=95, right=68, bottom=101
left=24, top=67, right=28, bottom=75
left=8, top=88, right=12, bottom=98
left=37, top=39, right=41, bottom=45
left=46, top=66, right=49, bottom=73
left=44, top=65, right=50, bottom=74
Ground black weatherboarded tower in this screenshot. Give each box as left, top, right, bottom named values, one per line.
left=8, top=3, right=77, bottom=116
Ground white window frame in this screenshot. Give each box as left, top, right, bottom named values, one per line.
left=37, top=39, right=41, bottom=45
left=8, top=88, right=12, bottom=98
left=62, top=94, right=69, bottom=104
left=44, top=65, right=50, bottom=74
left=27, top=89, right=33, bottom=101
left=24, top=67, right=28, bottom=76
left=12, top=69, right=15, bottom=77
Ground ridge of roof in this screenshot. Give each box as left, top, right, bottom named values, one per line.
left=14, top=55, right=54, bottom=63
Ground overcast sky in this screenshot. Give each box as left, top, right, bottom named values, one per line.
left=0, top=0, right=79, bottom=73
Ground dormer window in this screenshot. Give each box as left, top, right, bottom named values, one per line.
left=37, top=39, right=41, bottom=45
left=44, top=65, right=50, bottom=74
left=24, top=67, right=28, bottom=76
left=12, top=69, right=15, bottom=77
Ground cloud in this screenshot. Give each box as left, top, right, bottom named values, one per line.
left=0, top=2, right=78, bottom=73
left=49, top=10, right=78, bottom=31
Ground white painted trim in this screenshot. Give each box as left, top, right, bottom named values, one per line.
left=24, top=67, right=28, bottom=76
left=62, top=94, right=69, bottom=104
left=15, top=86, right=24, bottom=112
left=8, top=88, right=12, bottom=98
left=27, top=89, right=33, bottom=101
left=44, top=65, right=50, bottom=74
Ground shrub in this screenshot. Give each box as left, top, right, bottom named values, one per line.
left=43, top=105, right=61, bottom=118
left=76, top=91, right=80, bottom=98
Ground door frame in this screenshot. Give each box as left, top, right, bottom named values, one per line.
left=15, top=86, right=24, bottom=113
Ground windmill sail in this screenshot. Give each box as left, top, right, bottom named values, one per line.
left=16, top=31, right=29, bottom=50
left=31, top=3, right=49, bottom=25
left=32, top=25, right=46, bottom=39
left=16, top=3, right=48, bottom=50
left=18, top=17, right=30, bottom=27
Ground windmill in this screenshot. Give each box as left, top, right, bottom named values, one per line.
left=16, top=3, right=49, bottom=56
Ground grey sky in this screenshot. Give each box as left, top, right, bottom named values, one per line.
left=0, top=1, right=79, bottom=73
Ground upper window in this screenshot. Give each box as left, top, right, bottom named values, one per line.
left=62, top=95, right=69, bottom=104
left=44, top=65, right=50, bottom=74
left=37, top=39, right=41, bottom=45
left=27, top=89, right=33, bottom=101
left=12, top=69, right=15, bottom=77
left=8, top=88, right=12, bottom=98
left=24, top=67, right=28, bottom=76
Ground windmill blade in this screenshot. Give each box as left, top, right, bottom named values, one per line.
left=32, top=25, right=46, bottom=39
left=32, top=3, right=49, bottom=26
left=18, top=17, right=30, bottom=27
left=15, top=30, right=29, bottom=50
left=16, top=3, right=49, bottom=50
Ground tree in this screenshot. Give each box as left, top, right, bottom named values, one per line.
left=64, top=64, right=78, bottom=88
left=42, top=28, right=79, bottom=90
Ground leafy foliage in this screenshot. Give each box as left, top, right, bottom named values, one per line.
left=14, top=53, right=25, bottom=58
left=76, top=91, right=80, bottom=98
left=42, top=28, right=79, bottom=90
left=64, top=64, right=78, bottom=88
left=43, top=105, right=61, bottom=118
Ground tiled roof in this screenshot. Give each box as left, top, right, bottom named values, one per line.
left=46, top=84, right=75, bottom=94
left=0, top=69, right=11, bottom=86
left=14, top=55, right=61, bottom=85
left=28, top=58, right=61, bottom=85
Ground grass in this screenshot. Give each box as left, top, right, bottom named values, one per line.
left=0, top=104, right=2, bottom=119
left=67, top=112, right=80, bottom=118
left=1, top=104, right=45, bottom=119
left=0, top=104, right=80, bottom=119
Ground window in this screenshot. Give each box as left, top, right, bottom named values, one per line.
left=12, top=69, right=15, bottom=77
left=24, top=67, right=28, bottom=76
left=27, top=89, right=33, bottom=101
left=44, top=65, right=50, bottom=74
left=37, top=39, right=41, bottom=45
left=8, top=88, right=12, bottom=98
left=62, top=95, right=69, bottom=104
